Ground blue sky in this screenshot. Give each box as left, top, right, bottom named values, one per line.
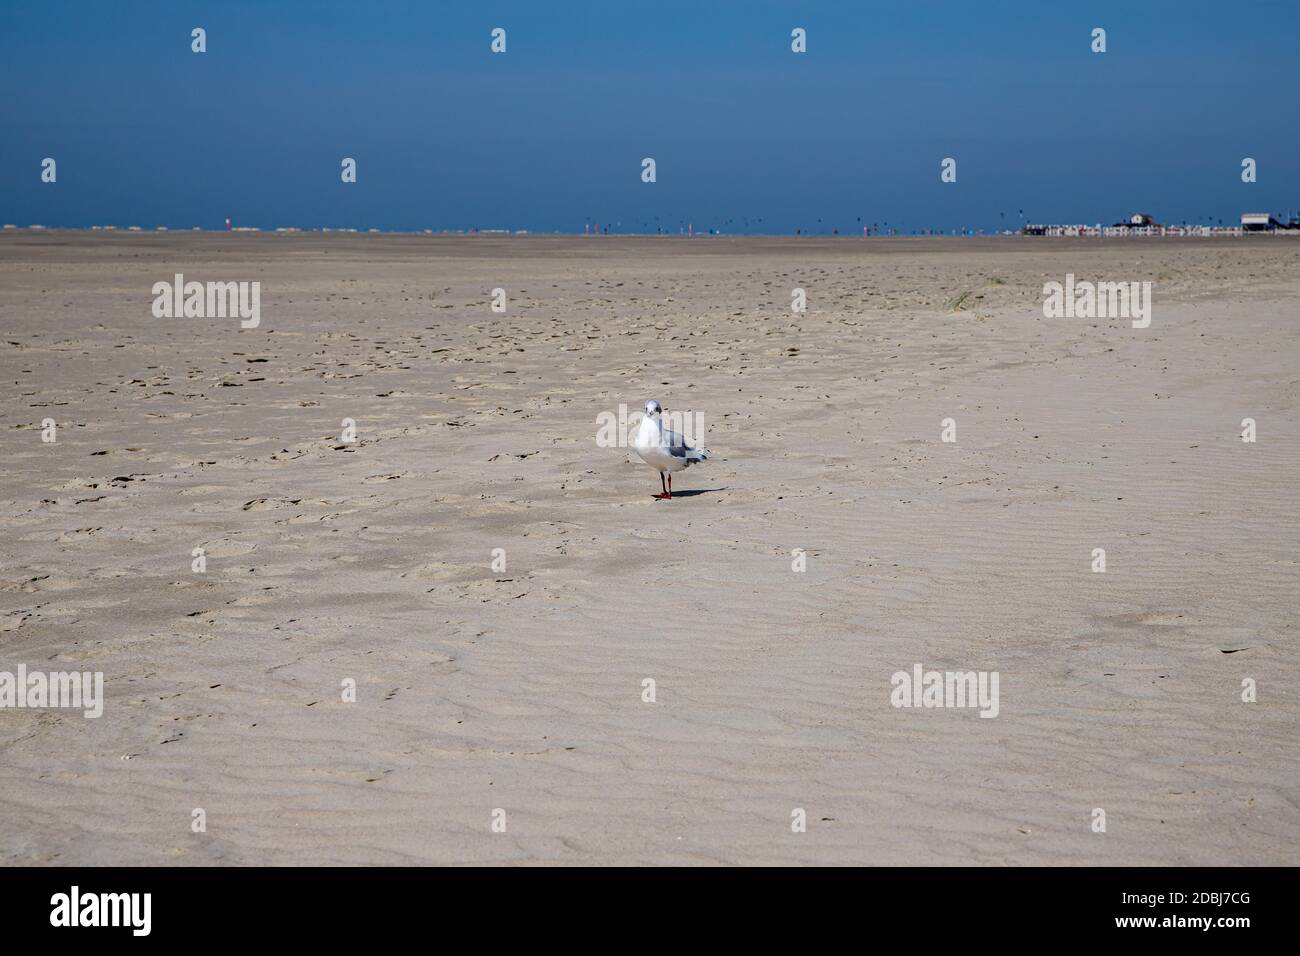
left=1, top=1, right=1296, bottom=233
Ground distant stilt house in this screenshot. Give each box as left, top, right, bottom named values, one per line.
left=1122, top=213, right=1157, bottom=227
left=1100, top=213, right=1159, bottom=234
left=1241, top=212, right=1281, bottom=231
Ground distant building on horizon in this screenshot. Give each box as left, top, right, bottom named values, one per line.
left=1241, top=212, right=1282, bottom=231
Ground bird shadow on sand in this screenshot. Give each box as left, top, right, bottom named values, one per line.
left=654, top=487, right=726, bottom=499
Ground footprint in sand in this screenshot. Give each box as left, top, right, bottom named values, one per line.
left=1, top=610, right=32, bottom=632
left=242, top=497, right=302, bottom=511
left=197, top=538, right=257, bottom=558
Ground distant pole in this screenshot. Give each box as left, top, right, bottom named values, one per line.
left=585, top=223, right=589, bottom=236
left=688, top=223, right=693, bottom=237
left=225, top=216, right=231, bottom=232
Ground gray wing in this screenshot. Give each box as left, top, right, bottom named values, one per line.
left=664, top=428, right=694, bottom=457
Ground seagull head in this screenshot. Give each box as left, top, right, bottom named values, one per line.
left=644, top=399, right=662, bottom=418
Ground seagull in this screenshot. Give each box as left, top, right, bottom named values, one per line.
left=631, top=399, right=710, bottom=499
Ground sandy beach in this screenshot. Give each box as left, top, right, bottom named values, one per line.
left=1, top=231, right=1296, bottom=865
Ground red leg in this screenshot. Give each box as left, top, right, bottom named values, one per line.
left=666, top=473, right=672, bottom=499
left=654, top=472, right=669, bottom=499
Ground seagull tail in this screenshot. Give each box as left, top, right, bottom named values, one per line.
left=686, top=446, right=710, bottom=463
